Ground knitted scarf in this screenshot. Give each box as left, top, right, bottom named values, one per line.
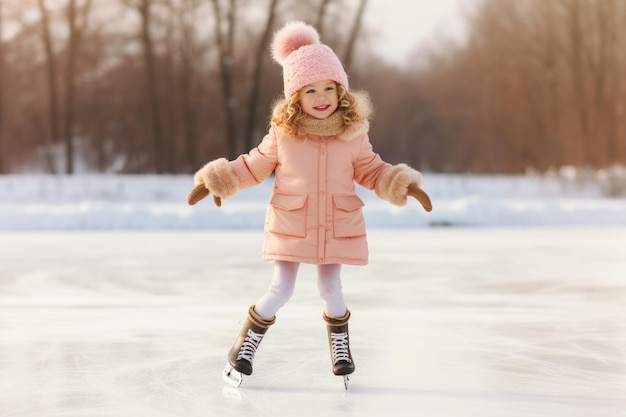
left=297, top=110, right=345, bottom=137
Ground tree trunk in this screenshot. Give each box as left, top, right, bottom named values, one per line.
left=180, top=52, right=196, bottom=172
left=179, top=0, right=199, bottom=173
left=37, top=0, right=60, bottom=173
left=212, top=0, right=238, bottom=159
left=63, top=0, right=92, bottom=174
left=138, top=0, right=166, bottom=173
left=612, top=0, right=623, bottom=164
left=244, top=0, right=279, bottom=152
left=343, top=0, right=367, bottom=72
left=602, top=0, right=621, bottom=165
left=0, top=0, right=4, bottom=173
left=63, top=0, right=77, bottom=174
left=162, top=12, right=177, bottom=174
left=315, top=0, right=332, bottom=37
left=544, top=4, right=562, bottom=169
left=87, top=31, right=107, bottom=172
left=566, top=0, right=591, bottom=166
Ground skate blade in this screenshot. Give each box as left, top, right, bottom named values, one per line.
left=343, top=375, right=350, bottom=390
left=223, top=364, right=243, bottom=387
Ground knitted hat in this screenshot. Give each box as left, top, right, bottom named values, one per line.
left=271, top=21, right=349, bottom=98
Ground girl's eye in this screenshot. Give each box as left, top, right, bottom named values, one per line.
left=306, top=89, right=315, bottom=94
left=325, top=86, right=335, bottom=91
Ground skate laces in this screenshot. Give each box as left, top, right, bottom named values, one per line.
left=330, top=332, right=352, bottom=364
left=237, top=329, right=264, bottom=363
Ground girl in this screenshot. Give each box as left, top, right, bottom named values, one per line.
left=188, top=21, right=431, bottom=388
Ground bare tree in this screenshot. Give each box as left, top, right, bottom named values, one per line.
left=37, top=0, right=60, bottom=173
left=80, top=24, right=108, bottom=172
left=123, top=0, right=166, bottom=173
left=62, top=0, right=92, bottom=174
left=162, top=0, right=179, bottom=173
left=342, top=0, right=367, bottom=72
left=532, top=0, right=564, bottom=169
left=564, top=0, right=594, bottom=166
left=315, top=0, right=332, bottom=36
left=211, top=0, right=238, bottom=159
left=244, top=0, right=279, bottom=151
left=0, top=0, right=4, bottom=173
left=597, top=0, right=622, bottom=165
left=177, top=0, right=202, bottom=172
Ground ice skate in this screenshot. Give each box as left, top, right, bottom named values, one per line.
left=323, top=310, right=355, bottom=389
left=223, top=305, right=275, bottom=387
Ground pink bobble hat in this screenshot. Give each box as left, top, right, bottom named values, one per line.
left=271, top=21, right=349, bottom=98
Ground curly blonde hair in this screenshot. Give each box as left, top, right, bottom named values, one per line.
left=270, top=83, right=369, bottom=137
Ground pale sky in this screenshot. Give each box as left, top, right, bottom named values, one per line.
left=364, top=0, right=474, bottom=66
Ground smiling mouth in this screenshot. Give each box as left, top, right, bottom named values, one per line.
left=314, top=105, right=330, bottom=111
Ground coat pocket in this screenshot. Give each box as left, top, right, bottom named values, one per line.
left=333, top=194, right=366, bottom=238
left=267, top=193, right=308, bottom=238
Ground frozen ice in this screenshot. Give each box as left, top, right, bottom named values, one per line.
left=1, top=228, right=625, bottom=417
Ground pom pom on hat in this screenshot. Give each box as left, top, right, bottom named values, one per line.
left=271, top=21, right=320, bottom=66
left=270, top=21, right=349, bottom=98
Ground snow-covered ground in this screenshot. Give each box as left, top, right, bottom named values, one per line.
left=1, top=228, right=625, bottom=417
left=1, top=171, right=625, bottom=230
left=1, top=173, right=625, bottom=416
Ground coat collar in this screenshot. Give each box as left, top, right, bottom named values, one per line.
left=336, top=90, right=373, bottom=142
left=274, top=91, right=373, bottom=142
left=337, top=91, right=374, bottom=142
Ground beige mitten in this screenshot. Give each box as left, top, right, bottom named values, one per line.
left=376, top=164, right=432, bottom=212
left=187, top=158, right=239, bottom=206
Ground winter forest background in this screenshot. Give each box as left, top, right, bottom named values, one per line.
left=1, top=0, right=625, bottom=181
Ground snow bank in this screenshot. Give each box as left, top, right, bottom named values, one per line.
left=1, top=173, right=625, bottom=230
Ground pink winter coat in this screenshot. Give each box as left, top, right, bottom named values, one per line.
left=228, top=125, right=391, bottom=266
left=195, top=109, right=423, bottom=266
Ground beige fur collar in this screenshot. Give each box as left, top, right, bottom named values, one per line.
left=276, top=91, right=373, bottom=142
left=337, top=116, right=370, bottom=142
left=336, top=91, right=372, bottom=142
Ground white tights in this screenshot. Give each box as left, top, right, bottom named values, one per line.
left=254, top=261, right=347, bottom=320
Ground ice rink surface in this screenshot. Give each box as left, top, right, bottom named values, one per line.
left=1, top=228, right=625, bottom=417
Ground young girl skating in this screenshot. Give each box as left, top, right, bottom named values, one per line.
left=187, top=21, right=431, bottom=389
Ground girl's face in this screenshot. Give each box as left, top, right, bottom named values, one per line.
left=298, top=80, right=339, bottom=119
